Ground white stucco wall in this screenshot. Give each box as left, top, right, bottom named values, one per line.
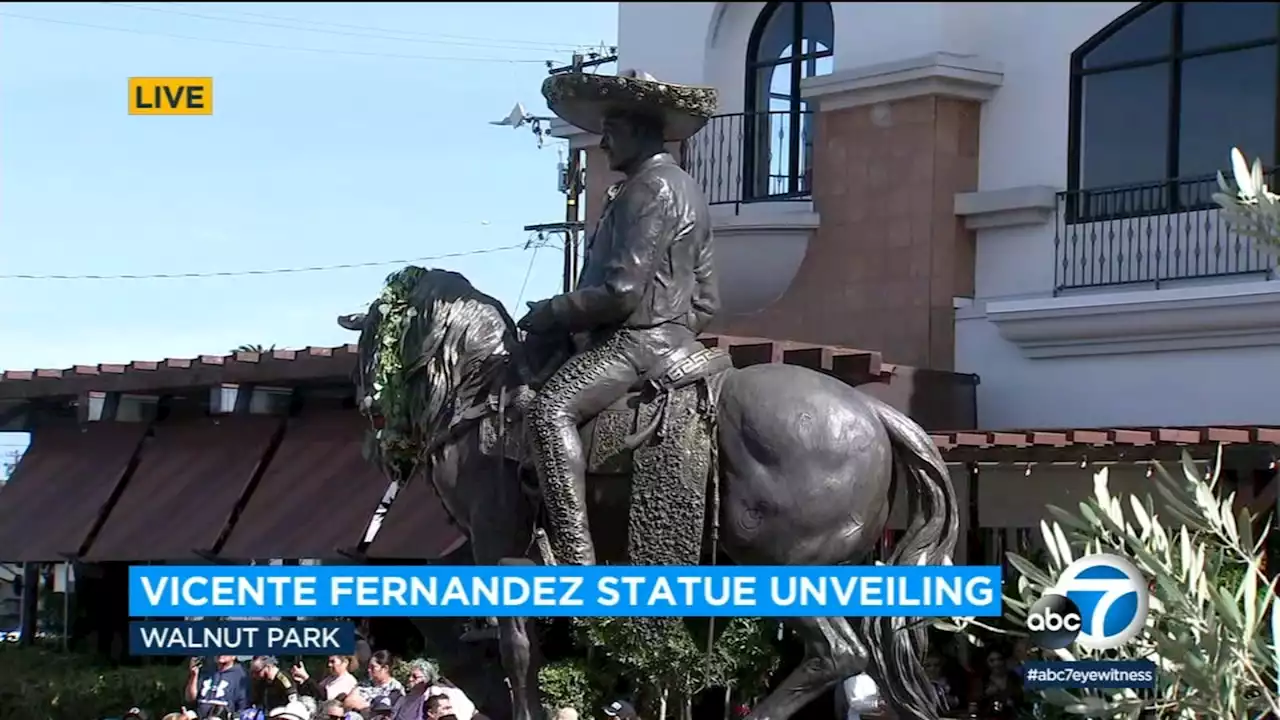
left=620, top=2, right=992, bottom=112
left=950, top=2, right=1280, bottom=430
left=618, top=1, right=1280, bottom=430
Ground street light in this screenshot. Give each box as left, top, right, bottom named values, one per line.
left=490, top=102, right=557, bottom=148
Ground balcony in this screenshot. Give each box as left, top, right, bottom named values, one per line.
left=676, top=110, right=820, bottom=316
left=987, top=173, right=1280, bottom=359
left=681, top=110, right=814, bottom=208
left=1054, top=173, right=1278, bottom=293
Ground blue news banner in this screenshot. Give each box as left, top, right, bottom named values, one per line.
left=128, top=565, right=1003, bottom=618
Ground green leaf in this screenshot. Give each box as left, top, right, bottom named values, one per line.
left=1237, top=504, right=1256, bottom=558
left=1046, top=504, right=1096, bottom=535
left=1007, top=551, right=1056, bottom=589
left=1152, top=478, right=1210, bottom=532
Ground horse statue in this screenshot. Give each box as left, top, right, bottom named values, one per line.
left=337, top=266, right=959, bottom=720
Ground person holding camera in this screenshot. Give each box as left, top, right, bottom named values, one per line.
left=185, top=656, right=250, bottom=719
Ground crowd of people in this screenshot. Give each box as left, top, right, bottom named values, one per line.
left=150, top=647, right=481, bottom=720
left=838, top=637, right=1032, bottom=720
left=109, top=624, right=1035, bottom=720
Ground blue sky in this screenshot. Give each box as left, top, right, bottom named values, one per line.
left=0, top=2, right=617, bottom=372
left=0, top=1, right=616, bottom=459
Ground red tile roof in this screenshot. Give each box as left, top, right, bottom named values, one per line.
left=930, top=426, right=1280, bottom=449
left=0, top=335, right=900, bottom=400
left=932, top=426, right=1280, bottom=462
left=0, top=346, right=360, bottom=399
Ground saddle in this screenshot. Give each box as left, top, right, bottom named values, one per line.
left=475, top=340, right=735, bottom=471
left=475, top=339, right=733, bottom=567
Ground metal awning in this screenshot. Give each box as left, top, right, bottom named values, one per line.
left=218, top=410, right=389, bottom=561
left=365, top=474, right=465, bottom=560
left=0, top=422, right=146, bottom=562
left=83, top=416, right=282, bottom=562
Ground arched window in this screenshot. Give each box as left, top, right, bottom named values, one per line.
left=744, top=2, right=834, bottom=201
left=1068, top=1, right=1279, bottom=216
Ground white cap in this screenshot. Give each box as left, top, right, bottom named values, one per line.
left=268, top=702, right=311, bottom=720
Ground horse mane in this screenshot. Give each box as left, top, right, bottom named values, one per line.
left=357, top=266, right=522, bottom=453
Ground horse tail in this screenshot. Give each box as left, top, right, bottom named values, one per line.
left=860, top=396, right=960, bottom=720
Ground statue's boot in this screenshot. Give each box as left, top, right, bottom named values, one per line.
left=531, top=423, right=597, bottom=566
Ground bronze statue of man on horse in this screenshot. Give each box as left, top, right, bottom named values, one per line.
left=337, top=69, right=959, bottom=720
left=517, top=68, right=722, bottom=568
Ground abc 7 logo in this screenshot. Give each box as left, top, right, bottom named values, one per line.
left=1026, top=553, right=1149, bottom=651
left=1026, top=594, right=1084, bottom=649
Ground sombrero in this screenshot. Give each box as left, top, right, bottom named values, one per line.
left=541, top=69, right=718, bottom=142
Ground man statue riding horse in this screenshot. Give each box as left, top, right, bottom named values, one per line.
left=338, top=69, right=959, bottom=720
left=518, top=68, right=720, bottom=568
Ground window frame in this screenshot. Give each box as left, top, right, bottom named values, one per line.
left=742, top=1, right=833, bottom=202
left=1066, top=1, right=1280, bottom=221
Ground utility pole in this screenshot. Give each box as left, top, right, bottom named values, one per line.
left=504, top=49, right=618, bottom=293
left=545, top=50, right=618, bottom=291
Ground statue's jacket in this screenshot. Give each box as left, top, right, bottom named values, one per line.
left=547, top=152, right=719, bottom=338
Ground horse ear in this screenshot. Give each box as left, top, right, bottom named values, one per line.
left=337, top=313, right=366, bottom=331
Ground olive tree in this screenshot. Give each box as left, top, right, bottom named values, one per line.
left=1213, top=146, right=1280, bottom=254
left=989, top=453, right=1280, bottom=719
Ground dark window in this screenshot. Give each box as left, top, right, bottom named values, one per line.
left=1079, top=64, right=1170, bottom=190
left=1081, top=1, right=1173, bottom=69
left=1068, top=2, right=1280, bottom=217
left=1182, top=1, right=1278, bottom=53
left=744, top=2, right=833, bottom=201
left=1178, top=47, right=1277, bottom=179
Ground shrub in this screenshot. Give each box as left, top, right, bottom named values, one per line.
left=538, top=658, right=599, bottom=717
left=0, top=645, right=184, bottom=720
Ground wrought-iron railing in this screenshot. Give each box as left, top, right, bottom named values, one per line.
left=1054, top=172, right=1278, bottom=292
left=681, top=110, right=813, bottom=207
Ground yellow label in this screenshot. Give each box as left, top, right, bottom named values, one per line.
left=128, top=77, right=213, bottom=116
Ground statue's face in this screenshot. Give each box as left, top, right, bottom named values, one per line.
left=600, top=115, right=645, bottom=172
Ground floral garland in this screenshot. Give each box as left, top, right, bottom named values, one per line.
left=363, top=268, right=425, bottom=472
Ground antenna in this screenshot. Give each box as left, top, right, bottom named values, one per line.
left=489, top=102, right=556, bottom=148
left=489, top=102, right=531, bottom=129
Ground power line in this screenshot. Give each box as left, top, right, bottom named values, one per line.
left=101, top=2, right=585, bottom=53
left=515, top=245, right=542, bottom=310
left=163, top=2, right=605, bottom=51
left=0, top=12, right=550, bottom=64
left=0, top=244, right=530, bottom=281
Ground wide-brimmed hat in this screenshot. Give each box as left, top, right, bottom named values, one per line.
left=541, top=70, right=718, bottom=142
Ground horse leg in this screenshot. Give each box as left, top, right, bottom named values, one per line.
left=466, top=453, right=542, bottom=720
left=496, top=615, right=538, bottom=720
left=746, top=616, right=869, bottom=720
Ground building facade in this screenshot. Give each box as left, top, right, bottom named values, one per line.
left=556, top=1, right=1280, bottom=430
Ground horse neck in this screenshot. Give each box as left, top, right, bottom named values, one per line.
left=452, top=350, right=521, bottom=414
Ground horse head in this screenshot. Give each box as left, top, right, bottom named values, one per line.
left=336, top=266, right=527, bottom=472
